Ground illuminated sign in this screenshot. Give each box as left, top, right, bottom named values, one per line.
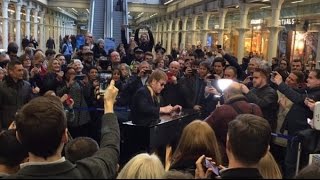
left=250, top=19, right=264, bottom=25
left=281, top=18, right=296, bottom=26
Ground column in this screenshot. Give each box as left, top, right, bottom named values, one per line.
left=158, top=23, right=162, bottom=45
left=267, top=0, right=285, bottom=62
left=191, top=16, right=198, bottom=46
left=33, top=8, right=39, bottom=42
left=202, top=13, right=210, bottom=48
left=181, top=17, right=188, bottom=49
left=155, top=23, right=159, bottom=44
left=162, top=22, right=167, bottom=51
left=167, top=20, right=173, bottom=54
left=316, top=25, right=320, bottom=69
left=25, top=6, right=31, bottom=39
left=8, top=7, right=14, bottom=43
left=2, top=0, right=9, bottom=49
left=105, top=0, right=113, bottom=38
left=16, top=3, right=22, bottom=49
left=217, top=9, right=228, bottom=46
left=236, top=3, right=251, bottom=62
left=173, top=18, right=180, bottom=50
left=39, top=11, right=45, bottom=50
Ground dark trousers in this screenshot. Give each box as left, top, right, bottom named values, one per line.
left=284, top=138, right=299, bottom=179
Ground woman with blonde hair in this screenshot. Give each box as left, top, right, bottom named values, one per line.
left=258, top=151, right=282, bottom=179
left=117, top=153, right=165, bottom=179
left=169, top=120, right=221, bottom=176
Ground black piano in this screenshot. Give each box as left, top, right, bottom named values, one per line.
left=119, top=109, right=201, bottom=164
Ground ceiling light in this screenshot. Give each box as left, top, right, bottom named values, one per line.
left=291, top=0, right=304, bottom=3
left=72, top=8, right=78, bottom=13
left=164, top=0, right=174, bottom=5
left=86, top=9, right=90, bottom=13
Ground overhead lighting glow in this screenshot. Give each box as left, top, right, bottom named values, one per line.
left=291, top=0, right=304, bottom=3
left=164, top=0, right=174, bottom=5
left=260, top=6, right=271, bottom=9
left=71, top=8, right=78, bottom=13
left=137, top=12, right=144, bottom=18
left=149, top=13, right=158, bottom=18
left=86, top=9, right=90, bottom=13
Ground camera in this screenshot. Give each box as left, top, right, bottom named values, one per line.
left=74, top=74, right=86, bottom=81
left=99, top=57, right=112, bottom=70
left=99, top=71, right=112, bottom=95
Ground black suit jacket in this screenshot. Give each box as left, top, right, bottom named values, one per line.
left=130, top=86, right=160, bottom=126
left=7, top=113, right=120, bottom=179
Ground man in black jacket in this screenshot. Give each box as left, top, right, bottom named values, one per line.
left=240, top=67, right=278, bottom=131
left=8, top=80, right=120, bottom=179
left=0, top=60, right=33, bottom=129
left=272, top=70, right=320, bottom=178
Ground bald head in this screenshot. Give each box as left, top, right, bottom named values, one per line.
left=169, top=61, right=180, bottom=75
left=224, top=82, right=244, bottom=102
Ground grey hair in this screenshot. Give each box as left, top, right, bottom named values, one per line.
left=96, top=38, right=104, bottom=45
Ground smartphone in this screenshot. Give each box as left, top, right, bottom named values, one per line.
left=192, top=69, right=198, bottom=75
left=202, top=159, right=220, bottom=175
left=74, top=74, right=86, bottom=81
left=216, top=45, right=222, bottom=49
left=99, top=72, right=112, bottom=94
left=144, top=69, right=153, bottom=75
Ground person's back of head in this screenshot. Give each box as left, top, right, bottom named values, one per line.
left=171, top=120, right=221, bottom=168
left=15, top=96, right=67, bottom=159
left=7, top=42, right=19, bottom=56
left=295, top=163, right=320, bottom=179
left=117, top=153, right=165, bottom=179
left=258, top=151, right=282, bottom=179
left=163, top=170, right=194, bottom=179
left=0, top=129, right=28, bottom=174
left=64, top=137, right=99, bottom=163
left=227, top=114, right=271, bottom=166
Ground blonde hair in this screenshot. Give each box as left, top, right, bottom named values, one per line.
left=170, top=120, right=222, bottom=169
left=47, top=59, right=60, bottom=73
left=34, top=51, right=45, bottom=62
left=258, top=151, right=282, bottom=179
left=117, top=153, right=165, bottom=179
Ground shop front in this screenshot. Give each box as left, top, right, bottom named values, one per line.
left=279, top=18, right=318, bottom=70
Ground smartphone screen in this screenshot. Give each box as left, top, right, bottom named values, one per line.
left=99, top=73, right=112, bottom=94
left=203, top=159, right=220, bottom=175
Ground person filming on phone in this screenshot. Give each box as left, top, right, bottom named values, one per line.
left=130, top=70, right=181, bottom=126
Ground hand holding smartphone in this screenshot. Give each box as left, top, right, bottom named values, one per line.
left=202, top=158, right=220, bottom=175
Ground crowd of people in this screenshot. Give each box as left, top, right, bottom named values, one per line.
left=0, top=25, right=320, bottom=179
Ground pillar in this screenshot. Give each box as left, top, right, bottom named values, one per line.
left=155, top=23, right=159, bottom=44
left=236, top=3, right=251, bottom=62
left=267, top=0, right=285, bottom=62
left=2, top=0, right=9, bottom=49
left=158, top=23, right=162, bottom=45
left=39, top=11, right=45, bottom=50
left=167, top=20, right=173, bottom=54
left=16, top=2, right=22, bottom=49
left=25, top=6, right=31, bottom=39
left=173, top=18, right=180, bottom=50
left=217, top=9, right=228, bottom=46
left=105, top=0, right=113, bottom=38
left=316, top=26, right=320, bottom=69
left=202, top=13, right=210, bottom=48
left=162, top=22, right=167, bottom=51
left=181, top=17, right=188, bottom=49
left=33, top=8, right=39, bottom=42
left=191, top=16, right=198, bottom=46
left=8, top=6, right=14, bottom=43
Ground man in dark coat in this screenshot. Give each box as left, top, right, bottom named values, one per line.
left=0, top=60, right=33, bottom=129
left=134, top=25, right=154, bottom=53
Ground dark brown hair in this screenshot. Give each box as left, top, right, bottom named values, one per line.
left=227, top=114, right=271, bottom=166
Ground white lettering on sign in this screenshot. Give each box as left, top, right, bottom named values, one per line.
left=281, top=18, right=296, bottom=25
left=250, top=19, right=263, bottom=25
